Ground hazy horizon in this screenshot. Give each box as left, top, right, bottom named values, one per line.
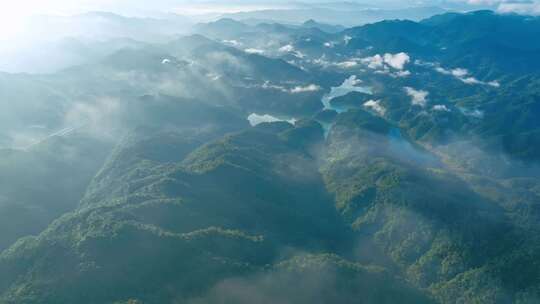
left=1, top=0, right=538, bottom=41
left=0, top=0, right=529, bottom=20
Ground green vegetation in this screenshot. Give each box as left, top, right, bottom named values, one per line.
left=1, top=9, right=540, bottom=304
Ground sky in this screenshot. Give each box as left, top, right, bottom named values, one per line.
left=1, top=1, right=289, bottom=40
left=2, top=0, right=538, bottom=18
left=0, top=0, right=538, bottom=41
left=0, top=0, right=523, bottom=17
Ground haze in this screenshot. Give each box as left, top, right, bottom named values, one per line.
left=0, top=0, right=540, bottom=302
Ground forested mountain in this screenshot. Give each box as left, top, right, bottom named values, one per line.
left=0, top=9, right=539, bottom=304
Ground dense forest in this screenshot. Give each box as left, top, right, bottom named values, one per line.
left=0, top=7, right=539, bottom=304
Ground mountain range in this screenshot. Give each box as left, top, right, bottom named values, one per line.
left=0, top=9, right=539, bottom=304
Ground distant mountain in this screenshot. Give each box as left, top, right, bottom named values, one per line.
left=344, top=10, right=540, bottom=74
left=302, top=19, right=346, bottom=33
left=221, top=6, right=448, bottom=27
left=1, top=8, right=540, bottom=304
left=193, top=18, right=251, bottom=39
left=0, top=12, right=194, bottom=73
left=191, top=10, right=540, bottom=162
left=26, top=12, right=193, bottom=42
left=0, top=37, right=148, bottom=73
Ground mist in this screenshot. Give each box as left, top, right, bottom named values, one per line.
left=0, top=2, right=540, bottom=304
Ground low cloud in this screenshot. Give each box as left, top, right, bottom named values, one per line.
left=361, top=52, right=410, bottom=71
left=245, top=48, right=265, bottom=55
left=186, top=262, right=343, bottom=304
left=278, top=44, right=305, bottom=58
left=498, top=2, right=540, bottom=15
left=261, top=81, right=287, bottom=92
left=433, top=65, right=500, bottom=87
left=433, top=104, right=451, bottom=112
left=363, top=100, right=386, bottom=116
left=290, top=84, right=321, bottom=93
left=342, top=75, right=364, bottom=87
left=375, top=69, right=411, bottom=78
left=435, top=67, right=468, bottom=78
left=223, top=40, right=243, bottom=47
left=459, top=107, right=485, bottom=119
left=260, top=81, right=320, bottom=94
left=336, top=61, right=359, bottom=69
left=361, top=54, right=384, bottom=69
left=312, top=56, right=367, bottom=71
left=394, top=70, right=411, bottom=77
left=383, top=53, right=410, bottom=70
left=466, top=0, right=540, bottom=15
left=64, top=97, right=120, bottom=129
left=206, top=73, right=222, bottom=81
left=247, top=113, right=296, bottom=126
left=279, top=44, right=295, bottom=53
left=404, top=87, right=429, bottom=107
left=461, top=77, right=500, bottom=87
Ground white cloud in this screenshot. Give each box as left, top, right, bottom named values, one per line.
left=435, top=66, right=469, bottom=78
left=451, top=68, right=469, bottom=78
left=414, top=59, right=436, bottom=67
left=363, top=99, right=386, bottom=115
left=223, top=40, right=242, bottom=46
left=465, top=0, right=501, bottom=5
left=487, top=80, right=501, bottom=87
left=292, top=51, right=305, bottom=59
left=498, top=2, right=540, bottom=15
left=460, top=0, right=540, bottom=15
left=278, top=44, right=305, bottom=58
left=435, top=67, right=469, bottom=78
left=313, top=56, right=363, bottom=70
left=383, top=52, right=410, bottom=70
left=206, top=73, right=221, bottom=81
left=361, top=54, right=384, bottom=69
left=261, top=81, right=287, bottom=92
left=312, top=56, right=330, bottom=67
left=461, top=77, right=501, bottom=87
left=247, top=113, right=296, bottom=126
left=404, top=87, right=429, bottom=107
left=374, top=68, right=411, bottom=78
left=393, top=70, right=411, bottom=78
left=460, top=108, right=484, bottom=119
left=260, top=81, right=320, bottom=94
left=461, top=77, right=483, bottom=85
left=279, top=44, right=294, bottom=53
left=290, top=84, right=321, bottom=93
left=433, top=104, right=451, bottom=112
left=361, top=52, right=410, bottom=71
left=336, top=61, right=359, bottom=68
left=244, top=48, right=265, bottom=55
left=434, top=65, right=500, bottom=87
left=343, top=75, right=363, bottom=87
